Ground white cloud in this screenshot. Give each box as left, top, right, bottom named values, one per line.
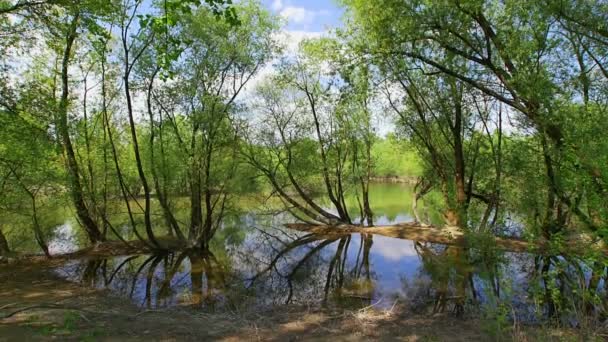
left=271, top=0, right=283, bottom=11
left=240, top=30, right=324, bottom=96
left=280, top=6, right=315, bottom=25
left=276, top=29, right=324, bottom=54
left=371, top=236, right=420, bottom=261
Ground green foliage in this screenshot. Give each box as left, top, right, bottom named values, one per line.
left=2, top=0, right=608, bottom=333
left=372, top=134, right=422, bottom=178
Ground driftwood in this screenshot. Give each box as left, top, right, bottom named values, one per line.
left=286, top=222, right=549, bottom=254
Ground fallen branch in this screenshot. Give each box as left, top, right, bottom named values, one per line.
left=286, top=222, right=533, bottom=253
left=1, top=304, right=117, bottom=320
left=1, top=303, right=181, bottom=320
left=285, top=222, right=607, bottom=256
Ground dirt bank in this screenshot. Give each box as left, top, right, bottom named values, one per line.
left=0, top=257, right=589, bottom=341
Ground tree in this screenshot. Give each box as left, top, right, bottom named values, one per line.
left=148, top=0, right=279, bottom=249
left=0, top=72, right=63, bottom=256
left=44, top=1, right=118, bottom=243
left=244, top=37, right=378, bottom=226
left=341, top=0, right=608, bottom=238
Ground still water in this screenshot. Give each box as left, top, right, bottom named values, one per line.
left=46, top=184, right=597, bottom=323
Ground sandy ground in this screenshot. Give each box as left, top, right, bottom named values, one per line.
left=0, top=258, right=592, bottom=341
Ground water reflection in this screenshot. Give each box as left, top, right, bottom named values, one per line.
left=59, top=251, right=231, bottom=309
left=43, top=183, right=608, bottom=324
left=47, top=222, right=79, bottom=255
left=55, top=227, right=527, bottom=316
left=248, top=233, right=376, bottom=306
left=54, top=224, right=608, bottom=326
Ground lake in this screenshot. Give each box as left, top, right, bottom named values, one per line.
left=43, top=184, right=582, bottom=324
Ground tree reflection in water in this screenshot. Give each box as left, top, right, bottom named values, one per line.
left=57, top=228, right=607, bottom=324
left=413, top=243, right=473, bottom=315
left=62, top=233, right=497, bottom=312
left=74, top=250, right=228, bottom=309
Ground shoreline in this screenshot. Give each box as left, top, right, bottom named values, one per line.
left=370, top=176, right=418, bottom=184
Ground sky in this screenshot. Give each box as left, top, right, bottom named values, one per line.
left=241, top=0, right=345, bottom=95
left=263, top=0, right=344, bottom=33
left=254, top=0, right=395, bottom=136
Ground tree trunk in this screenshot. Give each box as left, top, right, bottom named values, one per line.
left=58, top=12, right=103, bottom=244
left=100, top=50, right=147, bottom=248
left=120, top=14, right=159, bottom=248
left=202, top=145, right=214, bottom=249
left=146, top=70, right=184, bottom=241
left=413, top=177, right=432, bottom=225
left=123, top=71, right=158, bottom=247
left=31, top=196, right=50, bottom=257
left=363, top=132, right=374, bottom=226
left=306, top=91, right=350, bottom=223
left=189, top=174, right=203, bottom=245
left=451, top=83, right=467, bottom=227
left=0, top=226, right=10, bottom=256
left=188, top=121, right=203, bottom=246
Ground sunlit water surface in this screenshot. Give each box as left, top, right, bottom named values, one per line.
left=45, top=184, right=593, bottom=323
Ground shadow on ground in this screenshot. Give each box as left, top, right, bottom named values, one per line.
left=0, top=260, right=579, bottom=341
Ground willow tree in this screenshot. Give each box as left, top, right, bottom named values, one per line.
left=244, top=38, right=377, bottom=226
left=0, top=0, right=119, bottom=243
left=342, top=0, right=608, bottom=238
left=0, top=71, right=63, bottom=256
left=148, top=1, right=279, bottom=249
left=381, top=66, right=504, bottom=229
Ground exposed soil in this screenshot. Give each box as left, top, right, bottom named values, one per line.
left=0, top=256, right=590, bottom=341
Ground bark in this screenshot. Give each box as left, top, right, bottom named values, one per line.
left=122, top=59, right=158, bottom=247
left=120, top=1, right=159, bottom=248
left=81, top=70, right=95, bottom=214
left=412, top=177, right=432, bottom=224
left=287, top=222, right=540, bottom=254
left=57, top=12, right=103, bottom=243
left=362, top=129, right=374, bottom=226
left=361, top=180, right=373, bottom=226
left=188, top=121, right=202, bottom=244
left=0, top=226, right=10, bottom=256
left=189, top=164, right=203, bottom=244
left=146, top=69, right=184, bottom=241
left=101, top=94, right=109, bottom=238
left=202, top=143, right=214, bottom=248
left=99, top=44, right=141, bottom=248
left=450, top=82, right=467, bottom=227
left=30, top=195, right=50, bottom=257
left=304, top=87, right=350, bottom=223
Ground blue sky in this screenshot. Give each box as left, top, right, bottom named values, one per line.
left=262, top=0, right=344, bottom=32
left=249, top=1, right=395, bottom=136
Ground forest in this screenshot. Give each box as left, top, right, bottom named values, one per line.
left=1, top=0, right=608, bottom=340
